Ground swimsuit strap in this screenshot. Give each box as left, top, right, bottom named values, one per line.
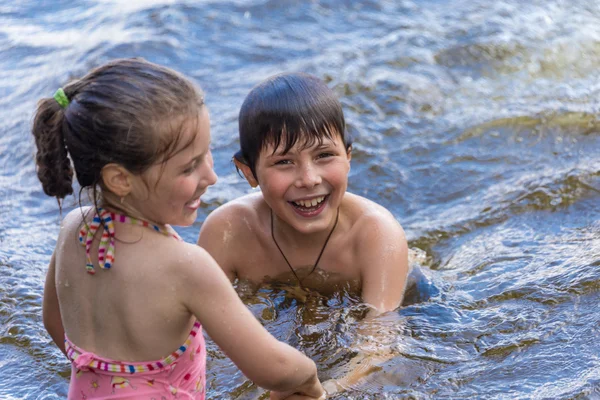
left=65, top=321, right=201, bottom=373
left=78, top=207, right=182, bottom=275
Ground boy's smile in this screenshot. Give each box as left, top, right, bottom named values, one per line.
left=289, top=194, right=329, bottom=217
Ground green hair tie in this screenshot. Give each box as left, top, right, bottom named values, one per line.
left=53, top=88, right=70, bottom=109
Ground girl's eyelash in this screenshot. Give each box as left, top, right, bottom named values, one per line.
left=182, top=159, right=200, bottom=174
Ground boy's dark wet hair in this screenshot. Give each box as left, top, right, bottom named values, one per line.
left=32, top=58, right=204, bottom=204
left=235, top=72, right=352, bottom=180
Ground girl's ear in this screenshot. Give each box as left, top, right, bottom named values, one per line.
left=101, top=163, right=133, bottom=197
left=233, top=158, right=259, bottom=188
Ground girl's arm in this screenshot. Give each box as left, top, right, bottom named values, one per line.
left=42, top=251, right=66, bottom=356
left=177, top=244, right=325, bottom=397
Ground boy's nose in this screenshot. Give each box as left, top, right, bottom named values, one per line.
left=295, top=164, right=321, bottom=188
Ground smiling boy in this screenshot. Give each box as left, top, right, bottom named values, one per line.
left=198, top=73, right=408, bottom=314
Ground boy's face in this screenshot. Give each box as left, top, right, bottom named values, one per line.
left=253, top=133, right=351, bottom=235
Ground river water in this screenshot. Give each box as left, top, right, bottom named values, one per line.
left=1, top=0, right=599, bottom=399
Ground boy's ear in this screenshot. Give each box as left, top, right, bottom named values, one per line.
left=101, top=163, right=133, bottom=197
left=233, top=158, right=259, bottom=188
left=346, top=145, right=352, bottom=162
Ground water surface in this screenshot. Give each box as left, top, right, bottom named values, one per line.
left=1, top=0, right=599, bottom=398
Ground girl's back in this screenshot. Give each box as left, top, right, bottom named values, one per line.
left=56, top=208, right=196, bottom=362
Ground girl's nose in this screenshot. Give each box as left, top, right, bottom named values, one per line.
left=203, top=152, right=218, bottom=186
left=206, top=167, right=218, bottom=186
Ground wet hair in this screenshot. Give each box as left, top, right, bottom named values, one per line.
left=31, top=58, right=204, bottom=205
left=235, top=72, right=352, bottom=180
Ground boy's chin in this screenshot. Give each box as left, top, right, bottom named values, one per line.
left=287, top=213, right=336, bottom=234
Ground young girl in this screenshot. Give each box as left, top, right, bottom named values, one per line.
left=33, top=59, right=325, bottom=400
left=197, top=72, right=409, bottom=315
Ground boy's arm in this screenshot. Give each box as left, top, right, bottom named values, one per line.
left=359, top=215, right=409, bottom=315
left=42, top=251, right=66, bottom=356
left=322, top=215, right=409, bottom=394
left=197, top=209, right=237, bottom=282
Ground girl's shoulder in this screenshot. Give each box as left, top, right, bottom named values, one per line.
left=58, top=206, right=94, bottom=239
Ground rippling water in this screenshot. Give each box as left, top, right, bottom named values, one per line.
left=1, top=0, right=600, bottom=398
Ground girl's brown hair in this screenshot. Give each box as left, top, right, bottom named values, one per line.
left=32, top=58, right=204, bottom=203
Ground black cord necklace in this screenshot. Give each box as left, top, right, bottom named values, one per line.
left=271, top=207, right=340, bottom=289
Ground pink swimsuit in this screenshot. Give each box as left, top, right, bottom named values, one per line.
left=65, top=209, right=206, bottom=400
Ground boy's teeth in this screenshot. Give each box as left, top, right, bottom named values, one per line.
left=294, top=196, right=325, bottom=208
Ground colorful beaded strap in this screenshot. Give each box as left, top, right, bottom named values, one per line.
left=78, top=208, right=182, bottom=275
left=65, top=321, right=201, bottom=373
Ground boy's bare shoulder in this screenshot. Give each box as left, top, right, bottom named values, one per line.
left=343, top=194, right=408, bottom=273
left=343, top=192, right=405, bottom=244
left=200, top=192, right=266, bottom=236
left=344, top=193, right=401, bottom=227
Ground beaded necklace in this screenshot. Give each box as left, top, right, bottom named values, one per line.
left=78, top=208, right=182, bottom=275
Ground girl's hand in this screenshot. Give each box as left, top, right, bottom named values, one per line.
left=270, top=392, right=326, bottom=400
left=269, top=374, right=326, bottom=400
left=270, top=395, right=326, bottom=400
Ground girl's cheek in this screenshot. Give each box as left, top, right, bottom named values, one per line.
left=170, top=176, right=193, bottom=195
left=186, top=176, right=202, bottom=192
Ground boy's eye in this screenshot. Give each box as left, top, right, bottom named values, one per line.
left=274, top=159, right=292, bottom=165
left=317, top=152, right=334, bottom=159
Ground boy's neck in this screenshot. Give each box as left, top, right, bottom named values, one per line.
left=271, top=211, right=339, bottom=249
